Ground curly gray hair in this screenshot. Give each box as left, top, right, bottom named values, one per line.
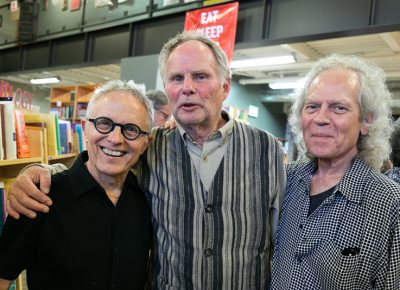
left=158, top=31, right=231, bottom=85
left=86, top=80, right=153, bottom=130
left=289, top=54, right=393, bottom=170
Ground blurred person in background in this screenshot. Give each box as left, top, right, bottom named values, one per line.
left=385, top=118, right=400, bottom=184
left=146, top=90, right=171, bottom=127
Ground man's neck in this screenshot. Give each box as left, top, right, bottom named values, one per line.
left=181, top=117, right=227, bottom=146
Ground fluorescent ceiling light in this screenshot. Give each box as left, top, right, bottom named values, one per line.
left=269, top=79, right=305, bottom=90
left=30, top=77, right=60, bottom=84
left=231, top=55, right=296, bottom=69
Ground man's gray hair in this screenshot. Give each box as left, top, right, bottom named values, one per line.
left=146, top=90, right=168, bottom=110
left=289, top=54, right=393, bottom=170
left=86, top=80, right=153, bottom=130
left=159, top=31, right=232, bottom=85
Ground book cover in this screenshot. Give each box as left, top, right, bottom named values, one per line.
left=75, top=124, right=84, bottom=153
left=14, top=110, right=31, bottom=158
left=58, top=121, right=69, bottom=154
left=23, top=112, right=58, bottom=157
left=58, top=119, right=72, bottom=153
left=0, top=100, right=17, bottom=160
left=26, top=124, right=45, bottom=158
left=52, top=113, right=61, bottom=155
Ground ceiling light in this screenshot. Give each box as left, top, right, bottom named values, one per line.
left=230, top=55, right=296, bottom=69
left=269, top=79, right=305, bottom=90
left=30, top=77, right=60, bottom=84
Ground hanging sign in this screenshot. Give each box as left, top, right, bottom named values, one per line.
left=184, top=2, right=238, bottom=62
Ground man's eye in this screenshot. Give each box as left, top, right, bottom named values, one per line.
left=195, top=74, right=207, bottom=80
left=124, top=125, right=138, bottom=133
left=97, top=119, right=112, bottom=126
left=304, top=104, right=318, bottom=112
left=332, top=105, right=348, bottom=113
left=170, top=75, right=183, bottom=82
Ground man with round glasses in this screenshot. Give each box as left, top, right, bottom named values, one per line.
left=0, top=80, right=153, bottom=290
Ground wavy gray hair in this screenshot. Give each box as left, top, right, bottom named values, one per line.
left=159, top=31, right=231, bottom=85
left=289, top=54, right=393, bottom=170
left=86, top=80, right=153, bottom=130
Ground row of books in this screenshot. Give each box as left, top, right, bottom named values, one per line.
left=0, top=97, right=87, bottom=161
left=50, top=105, right=75, bottom=119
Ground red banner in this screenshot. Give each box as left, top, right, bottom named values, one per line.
left=184, top=2, right=238, bottom=62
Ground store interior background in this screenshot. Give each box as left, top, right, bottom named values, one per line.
left=1, top=0, right=400, bottom=150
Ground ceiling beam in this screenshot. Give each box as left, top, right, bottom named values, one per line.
left=379, top=32, right=400, bottom=52
left=280, top=43, right=321, bottom=61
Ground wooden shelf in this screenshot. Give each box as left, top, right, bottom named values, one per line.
left=48, top=153, right=77, bottom=161
left=0, top=157, right=43, bottom=167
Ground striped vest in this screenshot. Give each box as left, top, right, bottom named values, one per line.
left=139, top=120, right=285, bottom=290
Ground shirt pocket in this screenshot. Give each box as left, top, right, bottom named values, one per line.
left=314, top=239, right=361, bottom=290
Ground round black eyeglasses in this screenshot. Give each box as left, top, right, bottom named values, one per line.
left=88, top=117, right=149, bottom=140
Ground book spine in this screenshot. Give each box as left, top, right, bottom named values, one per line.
left=0, top=101, right=17, bottom=160
left=14, top=110, right=31, bottom=158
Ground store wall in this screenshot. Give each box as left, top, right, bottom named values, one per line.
left=225, top=82, right=286, bottom=138
left=120, top=54, right=163, bottom=91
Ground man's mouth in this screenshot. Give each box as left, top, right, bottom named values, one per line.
left=101, top=146, right=126, bottom=157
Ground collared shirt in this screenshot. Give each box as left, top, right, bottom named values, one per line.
left=139, top=114, right=286, bottom=290
left=271, top=157, right=400, bottom=290
left=177, top=110, right=233, bottom=190
left=0, top=151, right=152, bottom=290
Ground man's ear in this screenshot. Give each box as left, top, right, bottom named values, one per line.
left=147, top=135, right=153, bottom=144
left=360, top=113, right=373, bottom=136
left=222, top=79, right=231, bottom=101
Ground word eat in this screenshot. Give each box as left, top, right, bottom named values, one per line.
left=200, top=10, right=219, bottom=24
left=0, top=80, right=32, bottom=109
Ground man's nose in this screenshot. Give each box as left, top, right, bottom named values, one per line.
left=107, top=126, right=124, bottom=143
left=182, top=77, right=195, bottom=95
left=313, top=106, right=330, bottom=125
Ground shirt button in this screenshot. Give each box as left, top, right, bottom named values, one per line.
left=205, top=205, right=213, bottom=213
left=204, top=248, right=213, bottom=257
left=203, top=156, right=208, bottom=162
left=297, top=256, right=303, bottom=263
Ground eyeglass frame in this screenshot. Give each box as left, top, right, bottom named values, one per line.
left=87, top=116, right=149, bottom=141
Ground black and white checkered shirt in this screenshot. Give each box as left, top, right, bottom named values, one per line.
left=271, top=157, right=400, bottom=289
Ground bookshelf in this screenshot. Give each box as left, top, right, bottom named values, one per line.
left=50, top=84, right=98, bottom=122
left=49, top=86, right=75, bottom=120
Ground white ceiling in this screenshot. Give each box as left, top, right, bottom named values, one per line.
left=1, top=30, right=400, bottom=104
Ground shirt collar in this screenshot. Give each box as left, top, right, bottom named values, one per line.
left=177, top=110, right=233, bottom=146
left=300, top=157, right=371, bottom=204
left=335, top=157, right=372, bottom=203
left=68, top=151, right=136, bottom=199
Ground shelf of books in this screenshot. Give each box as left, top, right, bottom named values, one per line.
left=50, top=84, right=98, bottom=123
